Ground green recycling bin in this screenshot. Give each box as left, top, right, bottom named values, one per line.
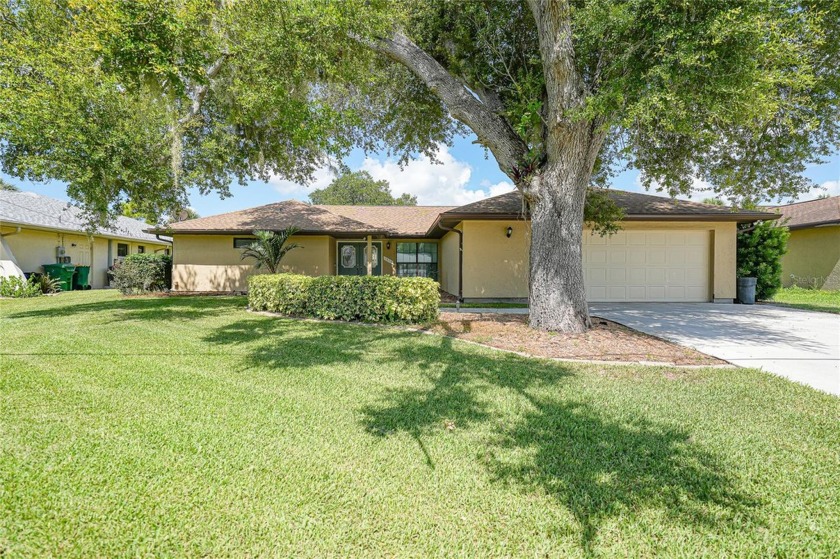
left=42, top=263, right=76, bottom=292
left=72, top=265, right=91, bottom=290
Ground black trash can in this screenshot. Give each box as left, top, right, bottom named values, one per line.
left=737, top=277, right=757, bottom=305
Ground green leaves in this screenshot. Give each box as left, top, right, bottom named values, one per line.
left=737, top=220, right=790, bottom=300
left=248, top=273, right=440, bottom=323
left=1, top=0, right=837, bottom=223
left=239, top=228, right=302, bottom=274
left=309, top=171, right=417, bottom=206
left=110, top=253, right=172, bottom=294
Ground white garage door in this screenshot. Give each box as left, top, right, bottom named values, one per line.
left=583, top=230, right=711, bottom=302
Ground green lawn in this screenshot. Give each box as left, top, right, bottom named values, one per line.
left=1, top=291, right=838, bottom=557
left=768, top=286, right=840, bottom=314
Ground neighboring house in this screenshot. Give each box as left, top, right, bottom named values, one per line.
left=774, top=196, right=840, bottom=290
left=150, top=189, right=776, bottom=302
left=1, top=190, right=170, bottom=288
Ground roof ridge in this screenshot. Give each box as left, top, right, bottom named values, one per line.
left=773, top=195, right=839, bottom=208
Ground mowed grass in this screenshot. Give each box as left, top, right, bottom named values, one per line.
left=1, top=291, right=838, bottom=557
left=769, top=286, right=840, bottom=314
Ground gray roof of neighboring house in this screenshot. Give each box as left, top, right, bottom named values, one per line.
left=0, top=190, right=167, bottom=243
left=772, top=196, right=840, bottom=229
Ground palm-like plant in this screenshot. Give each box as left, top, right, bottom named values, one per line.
left=240, top=228, right=302, bottom=273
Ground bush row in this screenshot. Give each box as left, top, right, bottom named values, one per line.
left=248, top=274, right=440, bottom=323
left=111, top=253, right=172, bottom=294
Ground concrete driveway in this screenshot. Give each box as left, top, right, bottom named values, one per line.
left=590, top=303, right=840, bottom=395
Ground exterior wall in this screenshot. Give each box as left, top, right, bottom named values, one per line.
left=461, top=220, right=530, bottom=299
left=457, top=220, right=738, bottom=301
left=168, top=220, right=740, bottom=300
left=172, top=234, right=333, bottom=292
left=440, top=229, right=460, bottom=297
left=781, top=226, right=840, bottom=290
left=0, top=225, right=167, bottom=289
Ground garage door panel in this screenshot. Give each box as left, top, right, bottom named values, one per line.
left=628, top=268, right=646, bottom=283
left=608, top=286, right=627, bottom=300
left=585, top=229, right=710, bottom=302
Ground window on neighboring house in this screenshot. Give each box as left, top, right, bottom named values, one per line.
left=233, top=238, right=255, bottom=249
left=117, top=243, right=129, bottom=257
left=137, top=245, right=145, bottom=254
left=396, top=242, right=438, bottom=280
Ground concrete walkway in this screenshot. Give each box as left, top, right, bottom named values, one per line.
left=590, top=303, right=840, bottom=395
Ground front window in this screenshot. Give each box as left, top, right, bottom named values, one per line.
left=396, top=242, right=438, bottom=280
left=117, top=243, right=128, bottom=257
left=137, top=245, right=145, bottom=254
left=233, top=238, right=255, bottom=249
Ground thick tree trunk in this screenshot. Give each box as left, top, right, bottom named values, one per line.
left=527, top=162, right=591, bottom=333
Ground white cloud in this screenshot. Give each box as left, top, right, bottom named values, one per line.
left=361, top=144, right=513, bottom=206
left=790, top=179, right=840, bottom=202
left=267, top=167, right=335, bottom=200
left=264, top=144, right=515, bottom=206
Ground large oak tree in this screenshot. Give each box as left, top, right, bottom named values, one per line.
left=1, top=0, right=838, bottom=331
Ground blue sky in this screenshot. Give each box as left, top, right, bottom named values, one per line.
left=2, top=132, right=838, bottom=216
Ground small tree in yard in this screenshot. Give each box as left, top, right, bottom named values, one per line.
left=240, top=228, right=301, bottom=274
left=737, top=221, right=790, bottom=301
left=1, top=1, right=837, bottom=331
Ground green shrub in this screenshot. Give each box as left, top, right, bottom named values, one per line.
left=0, top=276, right=43, bottom=298
left=737, top=220, right=790, bottom=300
left=248, top=274, right=440, bottom=323
left=32, top=273, right=61, bottom=294
left=111, top=253, right=172, bottom=295
left=248, top=273, right=310, bottom=315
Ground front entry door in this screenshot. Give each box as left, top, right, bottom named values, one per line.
left=337, top=242, right=382, bottom=276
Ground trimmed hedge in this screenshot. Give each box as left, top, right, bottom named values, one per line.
left=111, top=253, right=172, bottom=295
left=248, top=274, right=440, bottom=323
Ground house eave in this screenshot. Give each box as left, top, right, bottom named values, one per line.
left=1, top=219, right=168, bottom=244
left=425, top=211, right=780, bottom=236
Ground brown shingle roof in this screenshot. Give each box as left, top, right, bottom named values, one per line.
left=440, top=190, right=778, bottom=222
left=318, top=205, right=454, bottom=236
left=772, top=196, right=840, bottom=229
left=149, top=189, right=779, bottom=237
left=156, top=200, right=385, bottom=235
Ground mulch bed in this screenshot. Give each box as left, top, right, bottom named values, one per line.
left=424, top=312, right=724, bottom=366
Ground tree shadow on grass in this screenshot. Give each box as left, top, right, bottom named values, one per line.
left=359, top=335, right=759, bottom=555
left=202, top=315, right=423, bottom=371
left=5, top=294, right=246, bottom=322
left=195, top=309, right=758, bottom=552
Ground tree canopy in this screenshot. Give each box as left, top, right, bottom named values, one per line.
left=309, top=171, right=416, bottom=206
left=0, top=178, right=19, bottom=191
left=2, top=1, right=836, bottom=216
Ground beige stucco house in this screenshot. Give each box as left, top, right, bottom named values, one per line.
left=774, top=196, right=840, bottom=290
left=1, top=190, right=170, bottom=288
left=151, top=190, right=776, bottom=303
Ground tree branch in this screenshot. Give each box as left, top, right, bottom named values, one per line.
left=363, top=31, right=529, bottom=176
left=178, top=54, right=228, bottom=127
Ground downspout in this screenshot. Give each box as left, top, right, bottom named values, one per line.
left=438, top=224, right=463, bottom=311
left=156, top=234, right=173, bottom=256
